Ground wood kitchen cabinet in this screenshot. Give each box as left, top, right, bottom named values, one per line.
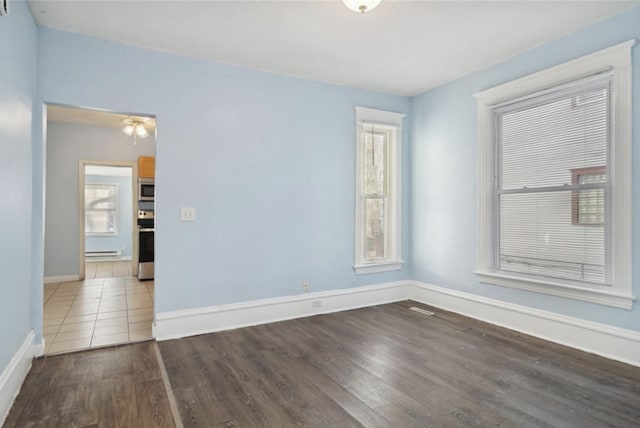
left=138, top=156, right=155, bottom=178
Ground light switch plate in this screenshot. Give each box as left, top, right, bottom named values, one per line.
left=181, top=207, right=196, bottom=222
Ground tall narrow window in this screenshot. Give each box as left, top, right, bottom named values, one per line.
left=85, top=183, right=119, bottom=236
left=354, top=107, right=404, bottom=274
left=363, top=128, right=388, bottom=260
left=475, top=40, right=634, bottom=309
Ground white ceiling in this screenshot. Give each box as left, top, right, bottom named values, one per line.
left=47, top=104, right=157, bottom=131
left=28, top=1, right=639, bottom=96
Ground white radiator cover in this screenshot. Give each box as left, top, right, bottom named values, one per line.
left=85, top=250, right=121, bottom=258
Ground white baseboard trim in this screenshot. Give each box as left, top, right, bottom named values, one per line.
left=409, top=281, right=640, bottom=367
left=0, top=330, right=36, bottom=425
left=156, top=278, right=640, bottom=367
left=44, top=274, right=79, bottom=284
left=32, top=338, right=45, bottom=358
left=155, top=281, right=410, bottom=340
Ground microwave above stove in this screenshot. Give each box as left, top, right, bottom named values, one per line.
left=139, top=178, right=155, bottom=201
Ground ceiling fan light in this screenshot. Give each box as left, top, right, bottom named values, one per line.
left=123, top=124, right=135, bottom=136
left=135, top=123, right=149, bottom=138
left=342, top=0, right=381, bottom=13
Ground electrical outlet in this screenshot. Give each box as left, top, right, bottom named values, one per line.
left=181, top=207, right=196, bottom=222
left=303, top=280, right=309, bottom=291
left=311, top=300, right=322, bottom=308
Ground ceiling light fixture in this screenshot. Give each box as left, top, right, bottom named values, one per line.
left=342, top=0, right=381, bottom=13
left=123, top=118, right=149, bottom=145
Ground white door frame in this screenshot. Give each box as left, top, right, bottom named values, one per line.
left=79, top=160, right=139, bottom=280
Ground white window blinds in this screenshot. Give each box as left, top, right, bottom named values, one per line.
left=362, top=127, right=389, bottom=261
left=495, top=74, right=611, bottom=285
left=85, top=183, right=118, bottom=235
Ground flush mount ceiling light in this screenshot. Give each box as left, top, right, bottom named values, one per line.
left=123, top=118, right=149, bottom=145
left=342, top=0, right=381, bottom=13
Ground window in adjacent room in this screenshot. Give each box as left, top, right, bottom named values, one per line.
left=474, top=40, right=634, bottom=309
left=354, top=106, right=404, bottom=274
left=85, top=183, right=119, bottom=235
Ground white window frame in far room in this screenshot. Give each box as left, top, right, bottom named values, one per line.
left=354, top=106, right=405, bottom=275
left=85, top=182, right=119, bottom=236
left=474, top=39, right=636, bottom=309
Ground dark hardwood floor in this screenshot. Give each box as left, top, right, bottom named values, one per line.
left=5, top=301, right=640, bottom=427
left=4, top=341, right=174, bottom=428
left=159, top=301, right=640, bottom=428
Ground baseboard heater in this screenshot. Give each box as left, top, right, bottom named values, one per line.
left=85, top=250, right=121, bottom=259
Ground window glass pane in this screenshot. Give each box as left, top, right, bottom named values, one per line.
left=85, top=183, right=117, bottom=235
left=500, top=87, right=608, bottom=190
left=496, top=78, right=611, bottom=286
left=499, top=191, right=605, bottom=284
left=89, top=194, right=115, bottom=210
left=86, top=187, right=115, bottom=209
left=364, top=197, right=385, bottom=260
left=363, top=131, right=387, bottom=195
left=578, top=186, right=605, bottom=225
left=85, top=210, right=117, bottom=234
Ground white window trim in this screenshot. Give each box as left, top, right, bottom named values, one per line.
left=474, top=39, right=637, bottom=310
left=354, top=106, right=405, bottom=275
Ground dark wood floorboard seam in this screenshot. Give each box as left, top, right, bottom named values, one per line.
left=154, top=340, right=184, bottom=428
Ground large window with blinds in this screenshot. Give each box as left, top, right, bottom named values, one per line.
left=496, top=76, right=610, bottom=285
left=475, top=41, right=633, bottom=309
left=354, top=106, right=404, bottom=274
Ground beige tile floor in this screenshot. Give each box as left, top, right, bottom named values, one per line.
left=43, top=265, right=154, bottom=355
left=85, top=259, right=133, bottom=279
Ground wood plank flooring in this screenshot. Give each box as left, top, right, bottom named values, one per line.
left=4, top=342, right=174, bottom=428
left=159, top=301, right=640, bottom=428
left=5, top=301, right=640, bottom=427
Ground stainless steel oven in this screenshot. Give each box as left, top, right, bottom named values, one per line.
left=139, top=178, right=155, bottom=201
left=137, top=210, right=154, bottom=280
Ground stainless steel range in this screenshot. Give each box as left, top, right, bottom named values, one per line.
left=137, top=209, right=154, bottom=280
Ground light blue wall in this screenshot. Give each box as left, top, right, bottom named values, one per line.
left=85, top=175, right=133, bottom=259
left=35, top=27, right=411, bottom=321
left=0, top=0, right=36, bottom=373
left=29, top=3, right=638, bottom=347
left=44, top=121, right=154, bottom=276
left=411, top=7, right=640, bottom=331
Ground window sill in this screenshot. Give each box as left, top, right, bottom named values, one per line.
left=354, top=260, right=404, bottom=275
left=474, top=270, right=636, bottom=310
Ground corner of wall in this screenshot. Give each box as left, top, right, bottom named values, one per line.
left=0, top=331, right=37, bottom=426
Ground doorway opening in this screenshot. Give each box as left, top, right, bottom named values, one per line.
left=42, top=104, right=157, bottom=355
left=82, top=163, right=136, bottom=279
